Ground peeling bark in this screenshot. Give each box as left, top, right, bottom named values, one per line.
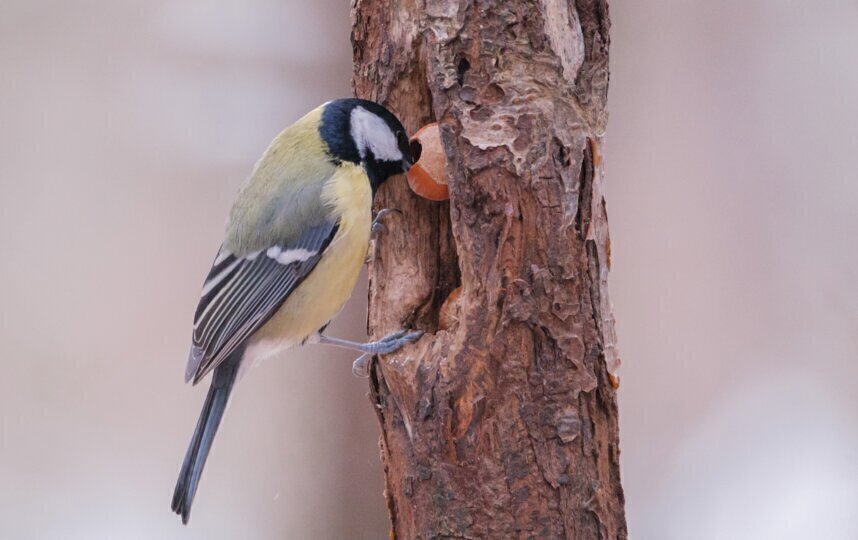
left=352, top=1, right=625, bottom=537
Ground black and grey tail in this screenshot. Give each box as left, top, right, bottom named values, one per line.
left=171, top=352, right=240, bottom=524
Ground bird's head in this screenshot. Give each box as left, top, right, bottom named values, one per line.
left=319, top=98, right=417, bottom=193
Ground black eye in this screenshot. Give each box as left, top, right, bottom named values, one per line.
left=395, top=130, right=407, bottom=146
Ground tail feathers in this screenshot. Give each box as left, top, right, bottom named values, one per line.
left=171, top=355, right=239, bottom=524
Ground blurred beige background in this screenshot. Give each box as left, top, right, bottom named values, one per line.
left=0, top=1, right=855, bottom=539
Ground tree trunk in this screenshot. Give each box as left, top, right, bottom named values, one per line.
left=351, top=1, right=625, bottom=538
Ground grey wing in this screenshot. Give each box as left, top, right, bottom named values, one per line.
left=185, top=221, right=338, bottom=384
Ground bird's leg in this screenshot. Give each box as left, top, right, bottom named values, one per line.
left=316, top=330, right=423, bottom=355
left=311, top=330, right=424, bottom=378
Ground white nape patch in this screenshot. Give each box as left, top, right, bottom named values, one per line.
left=350, top=106, right=402, bottom=162
left=266, top=245, right=315, bottom=266
left=200, top=258, right=242, bottom=297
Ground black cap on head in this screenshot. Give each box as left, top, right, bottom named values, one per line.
left=320, top=99, right=412, bottom=193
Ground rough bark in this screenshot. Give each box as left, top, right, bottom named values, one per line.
left=352, top=1, right=625, bottom=538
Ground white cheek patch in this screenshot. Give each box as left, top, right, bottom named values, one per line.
left=266, top=245, right=316, bottom=266
left=350, top=106, right=403, bottom=162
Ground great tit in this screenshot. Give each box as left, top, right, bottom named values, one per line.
left=171, top=98, right=421, bottom=524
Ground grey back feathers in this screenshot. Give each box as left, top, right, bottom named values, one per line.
left=226, top=149, right=335, bottom=255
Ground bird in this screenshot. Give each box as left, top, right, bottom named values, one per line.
left=170, top=98, right=423, bottom=524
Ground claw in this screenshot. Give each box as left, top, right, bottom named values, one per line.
left=382, top=329, right=408, bottom=341
left=398, top=330, right=424, bottom=343
left=352, top=354, right=371, bottom=378
left=372, top=329, right=423, bottom=354
left=371, top=208, right=402, bottom=236
left=351, top=331, right=423, bottom=377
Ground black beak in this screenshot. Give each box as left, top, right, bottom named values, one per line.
left=402, top=159, right=412, bottom=173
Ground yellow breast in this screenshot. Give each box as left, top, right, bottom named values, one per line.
left=245, top=163, right=371, bottom=361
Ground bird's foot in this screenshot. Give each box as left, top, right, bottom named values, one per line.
left=371, top=208, right=401, bottom=236
left=364, top=329, right=424, bottom=355
left=314, top=330, right=423, bottom=377
left=350, top=330, right=423, bottom=378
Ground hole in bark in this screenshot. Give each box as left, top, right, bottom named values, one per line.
left=575, top=143, right=594, bottom=240
left=429, top=204, right=462, bottom=331
left=456, top=57, right=471, bottom=85
left=409, top=139, right=423, bottom=163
